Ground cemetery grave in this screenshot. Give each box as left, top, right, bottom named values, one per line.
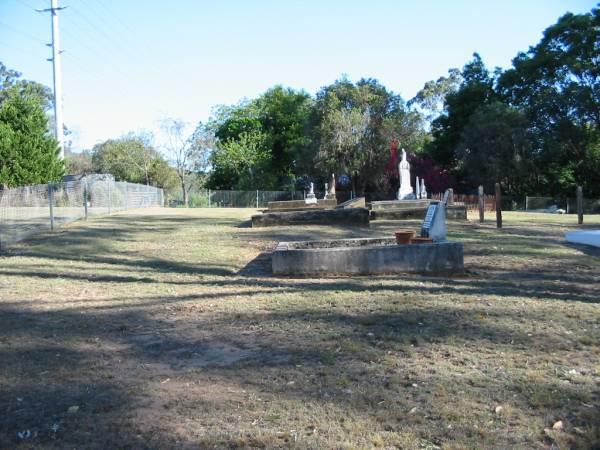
left=0, top=207, right=598, bottom=449
left=272, top=198, right=463, bottom=275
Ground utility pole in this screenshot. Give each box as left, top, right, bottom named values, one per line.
left=39, top=0, right=66, bottom=159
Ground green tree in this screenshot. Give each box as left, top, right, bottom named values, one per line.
left=498, top=7, right=600, bottom=195
left=313, top=77, right=425, bottom=193
left=210, top=130, right=272, bottom=189
left=456, top=102, right=533, bottom=195
left=410, top=68, right=461, bottom=123
left=0, top=88, right=63, bottom=187
left=208, top=86, right=313, bottom=189
left=427, top=54, right=499, bottom=170
left=91, top=134, right=175, bottom=188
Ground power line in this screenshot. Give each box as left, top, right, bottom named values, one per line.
left=68, top=3, right=144, bottom=66
left=0, top=20, right=44, bottom=44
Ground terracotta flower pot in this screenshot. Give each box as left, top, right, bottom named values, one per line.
left=395, top=230, right=415, bottom=244
left=411, top=237, right=433, bottom=244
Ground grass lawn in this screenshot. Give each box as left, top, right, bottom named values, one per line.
left=0, top=208, right=599, bottom=449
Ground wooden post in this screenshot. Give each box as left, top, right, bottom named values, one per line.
left=495, top=183, right=502, bottom=228
left=48, top=183, right=54, bottom=230
left=576, top=185, right=583, bottom=225
left=478, top=185, right=485, bottom=223
left=83, top=180, right=88, bottom=220
left=107, top=180, right=112, bottom=214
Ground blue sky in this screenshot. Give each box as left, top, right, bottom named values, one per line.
left=0, top=0, right=596, bottom=151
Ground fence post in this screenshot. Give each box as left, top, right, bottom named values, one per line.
left=83, top=180, right=88, bottom=220
left=495, top=183, right=502, bottom=228
left=124, top=183, right=129, bottom=210
left=208, top=189, right=211, bottom=208
left=576, top=185, right=583, bottom=225
left=256, top=190, right=259, bottom=209
left=478, top=185, right=485, bottom=223
left=525, top=196, right=529, bottom=211
left=48, top=183, right=55, bottom=230
left=107, top=180, right=112, bottom=214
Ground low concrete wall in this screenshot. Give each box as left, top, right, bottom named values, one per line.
left=272, top=237, right=464, bottom=275
left=371, top=205, right=467, bottom=221
left=370, top=199, right=431, bottom=211
left=252, top=207, right=370, bottom=228
left=267, top=199, right=337, bottom=211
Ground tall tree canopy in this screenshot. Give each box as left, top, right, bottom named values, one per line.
left=498, top=7, right=600, bottom=195
left=313, top=77, right=425, bottom=194
left=208, top=86, right=313, bottom=190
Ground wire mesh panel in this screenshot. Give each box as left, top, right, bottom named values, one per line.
left=51, top=181, right=85, bottom=227
left=0, top=175, right=164, bottom=250
left=0, top=184, right=50, bottom=249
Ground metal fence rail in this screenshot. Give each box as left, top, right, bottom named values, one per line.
left=0, top=174, right=164, bottom=250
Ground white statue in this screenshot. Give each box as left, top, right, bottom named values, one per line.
left=329, top=173, right=336, bottom=197
left=397, top=149, right=415, bottom=200
left=309, top=182, right=314, bottom=195
left=416, top=176, right=421, bottom=199
left=323, top=183, right=329, bottom=200
left=421, top=178, right=427, bottom=199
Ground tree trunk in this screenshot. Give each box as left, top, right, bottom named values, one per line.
left=182, top=183, right=188, bottom=207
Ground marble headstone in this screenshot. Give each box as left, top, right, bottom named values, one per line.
left=421, top=201, right=446, bottom=241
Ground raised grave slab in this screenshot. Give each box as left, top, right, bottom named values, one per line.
left=272, top=237, right=463, bottom=275
left=371, top=204, right=467, bottom=220
left=370, top=199, right=431, bottom=211
left=267, top=199, right=337, bottom=211
left=336, top=197, right=366, bottom=209
left=252, top=207, right=370, bottom=228
left=565, top=230, right=600, bottom=248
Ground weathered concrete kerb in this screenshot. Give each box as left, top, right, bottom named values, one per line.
left=252, top=208, right=370, bottom=228
left=272, top=237, right=464, bottom=275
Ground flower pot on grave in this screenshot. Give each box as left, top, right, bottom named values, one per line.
left=394, top=230, right=415, bottom=244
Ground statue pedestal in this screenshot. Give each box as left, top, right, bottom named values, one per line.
left=397, top=188, right=415, bottom=200
left=305, top=194, right=317, bottom=204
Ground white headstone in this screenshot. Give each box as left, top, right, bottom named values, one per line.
left=421, top=178, right=427, bottom=199
left=416, top=176, right=421, bottom=199
left=397, top=149, right=414, bottom=200
left=421, top=201, right=446, bottom=241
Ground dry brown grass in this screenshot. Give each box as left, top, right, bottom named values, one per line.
left=0, top=208, right=599, bottom=449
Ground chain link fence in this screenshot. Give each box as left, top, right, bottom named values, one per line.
left=525, top=196, right=600, bottom=214
left=0, top=174, right=164, bottom=250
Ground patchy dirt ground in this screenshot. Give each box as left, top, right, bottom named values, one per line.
left=0, top=208, right=599, bottom=449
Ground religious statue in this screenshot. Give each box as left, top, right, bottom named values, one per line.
left=420, top=178, right=427, bottom=199
left=305, top=181, right=317, bottom=204
left=397, top=149, right=415, bottom=200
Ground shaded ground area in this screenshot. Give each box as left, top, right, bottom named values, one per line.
left=0, top=208, right=599, bottom=449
